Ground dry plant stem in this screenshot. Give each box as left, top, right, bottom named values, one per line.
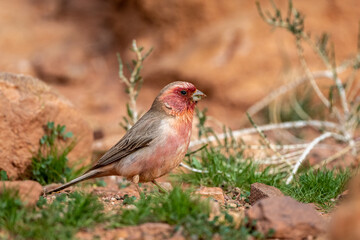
left=301, top=33, right=350, bottom=118
left=245, top=68, right=346, bottom=119
left=296, top=39, right=331, bottom=109
left=297, top=34, right=355, bottom=156
left=296, top=35, right=355, bottom=155
left=246, top=113, right=291, bottom=167
left=290, top=94, right=311, bottom=120
left=312, top=143, right=359, bottom=170
left=286, top=131, right=348, bottom=184
left=258, top=149, right=304, bottom=165
left=127, top=41, right=144, bottom=123
left=245, top=143, right=335, bottom=151
left=259, top=156, right=299, bottom=165
left=257, top=0, right=351, bottom=122
left=180, top=162, right=208, bottom=173
left=347, top=69, right=360, bottom=100
left=180, top=162, right=234, bottom=178
left=320, top=72, right=357, bottom=155
left=189, top=120, right=339, bottom=148
left=118, top=40, right=151, bottom=128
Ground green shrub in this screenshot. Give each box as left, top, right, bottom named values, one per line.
left=280, top=168, right=352, bottom=211
left=0, top=190, right=106, bottom=240
left=30, top=121, right=83, bottom=185
left=110, top=186, right=266, bottom=239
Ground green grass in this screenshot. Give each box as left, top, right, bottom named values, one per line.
left=0, top=186, right=268, bottom=240
left=280, top=168, right=352, bottom=211
left=0, top=189, right=106, bottom=240
left=111, top=186, right=266, bottom=239
left=0, top=188, right=24, bottom=234
left=176, top=147, right=286, bottom=192
left=176, top=145, right=352, bottom=211
left=0, top=170, right=8, bottom=181
left=30, top=121, right=84, bottom=185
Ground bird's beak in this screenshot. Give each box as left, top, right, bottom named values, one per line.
left=192, top=89, right=206, bottom=102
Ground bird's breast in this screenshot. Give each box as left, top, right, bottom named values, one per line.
left=116, top=117, right=193, bottom=182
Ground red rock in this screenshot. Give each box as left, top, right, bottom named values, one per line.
left=196, top=186, right=225, bottom=204
left=0, top=180, right=43, bottom=206
left=249, top=182, right=284, bottom=205
left=246, top=196, right=326, bottom=239
left=329, top=176, right=360, bottom=240
left=76, top=223, right=184, bottom=240
left=0, top=73, right=93, bottom=179
left=336, top=189, right=349, bottom=202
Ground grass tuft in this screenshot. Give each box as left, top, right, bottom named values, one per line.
left=0, top=188, right=24, bottom=233
left=177, top=144, right=352, bottom=211
left=30, top=121, right=84, bottom=185
left=0, top=190, right=106, bottom=239
left=0, top=170, right=8, bottom=181
left=280, top=168, right=352, bottom=211
left=111, top=186, right=265, bottom=239
left=177, top=147, right=286, bottom=192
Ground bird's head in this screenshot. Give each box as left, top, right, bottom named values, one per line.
left=152, top=81, right=206, bottom=117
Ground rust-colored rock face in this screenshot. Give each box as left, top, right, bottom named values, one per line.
left=329, top=176, right=360, bottom=240
left=1, top=0, right=358, bottom=148
left=196, top=186, right=225, bottom=205
left=248, top=182, right=284, bottom=205
left=246, top=196, right=326, bottom=239
left=76, top=222, right=184, bottom=240
left=0, top=73, right=93, bottom=179
left=0, top=180, right=43, bottom=206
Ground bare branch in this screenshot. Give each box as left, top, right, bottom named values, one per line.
left=246, top=68, right=346, bottom=118
left=286, top=132, right=348, bottom=184
left=179, top=162, right=208, bottom=173
left=189, top=120, right=339, bottom=148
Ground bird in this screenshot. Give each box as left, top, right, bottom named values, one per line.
left=46, top=81, right=206, bottom=194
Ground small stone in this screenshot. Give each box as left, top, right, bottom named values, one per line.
left=124, top=204, right=136, bottom=210
left=336, top=189, right=349, bottom=202
left=0, top=180, right=43, bottom=206
left=227, top=202, right=237, bottom=208
left=228, top=211, right=245, bottom=228
left=246, top=196, right=326, bottom=239
left=248, top=182, right=284, bottom=205
left=209, top=201, right=221, bottom=219
left=158, top=182, right=173, bottom=191
left=196, top=187, right=225, bottom=205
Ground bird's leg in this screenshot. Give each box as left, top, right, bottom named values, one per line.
left=132, top=175, right=142, bottom=195
left=152, top=179, right=168, bottom=193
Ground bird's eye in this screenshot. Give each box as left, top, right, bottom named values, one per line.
left=180, top=90, right=187, bottom=95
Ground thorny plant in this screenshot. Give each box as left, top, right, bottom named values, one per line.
left=117, top=40, right=153, bottom=130
left=181, top=0, right=360, bottom=184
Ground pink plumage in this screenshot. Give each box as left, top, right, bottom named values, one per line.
left=46, top=81, right=206, bottom=194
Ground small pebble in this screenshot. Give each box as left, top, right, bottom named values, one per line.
left=228, top=203, right=237, bottom=208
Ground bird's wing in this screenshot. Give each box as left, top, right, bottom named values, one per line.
left=86, top=110, right=163, bottom=172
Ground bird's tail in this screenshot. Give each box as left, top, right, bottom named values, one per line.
left=45, top=169, right=102, bottom=194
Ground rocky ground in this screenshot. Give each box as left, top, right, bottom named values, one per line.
left=2, top=175, right=357, bottom=239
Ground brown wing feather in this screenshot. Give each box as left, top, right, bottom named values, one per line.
left=87, top=108, right=166, bottom=172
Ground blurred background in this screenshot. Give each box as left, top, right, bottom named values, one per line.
left=1, top=0, right=359, bottom=144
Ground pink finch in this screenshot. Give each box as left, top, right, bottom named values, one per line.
left=46, top=81, right=206, bottom=194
